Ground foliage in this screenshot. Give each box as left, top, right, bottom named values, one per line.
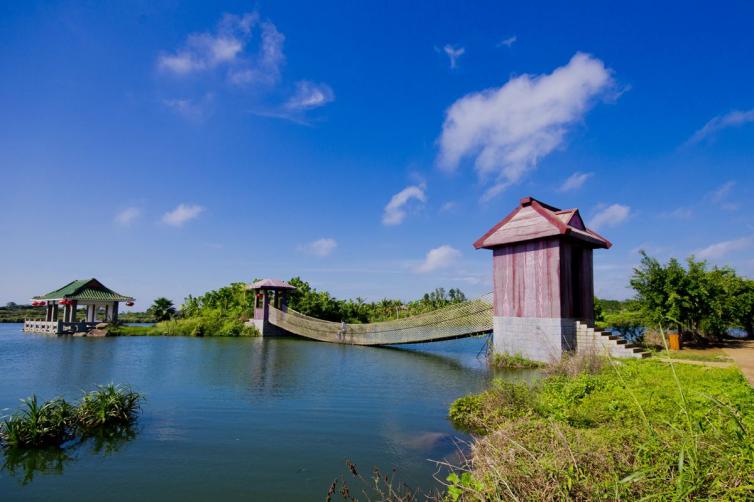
left=446, top=359, right=754, bottom=500
left=630, top=251, right=752, bottom=342
left=147, top=297, right=177, bottom=322
left=602, top=304, right=645, bottom=343
left=489, top=352, right=542, bottom=370
left=0, top=396, right=74, bottom=448
left=75, top=385, right=141, bottom=433
left=287, top=277, right=468, bottom=323
left=0, top=386, right=142, bottom=450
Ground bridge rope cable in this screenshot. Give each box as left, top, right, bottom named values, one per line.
left=268, top=292, right=494, bottom=345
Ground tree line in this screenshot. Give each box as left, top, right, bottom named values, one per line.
left=597, top=252, right=754, bottom=342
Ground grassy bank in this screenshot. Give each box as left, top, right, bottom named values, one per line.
left=447, top=356, right=754, bottom=500
left=109, top=314, right=258, bottom=337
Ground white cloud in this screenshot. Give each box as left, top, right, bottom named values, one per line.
left=299, top=238, right=337, bottom=257
left=498, top=36, right=517, bottom=48
left=559, top=171, right=593, bottom=192
left=115, top=207, right=142, bottom=226
left=660, top=206, right=693, bottom=219
left=590, top=204, right=630, bottom=231
left=441, top=44, right=465, bottom=69
left=437, top=53, right=615, bottom=199
left=285, top=81, right=335, bottom=110
left=162, top=204, right=205, bottom=227
left=157, top=12, right=284, bottom=87
left=382, top=184, right=427, bottom=226
left=162, top=93, right=214, bottom=121
left=416, top=245, right=462, bottom=273
left=439, top=201, right=458, bottom=213
left=688, top=108, right=754, bottom=144
left=706, top=180, right=739, bottom=210
left=696, top=236, right=753, bottom=260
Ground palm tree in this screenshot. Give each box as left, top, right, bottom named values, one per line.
left=148, top=297, right=176, bottom=322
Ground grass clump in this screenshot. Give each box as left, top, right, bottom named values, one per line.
left=0, top=397, right=74, bottom=448
left=0, top=385, right=142, bottom=450
left=446, top=359, right=754, bottom=500
left=75, top=384, right=141, bottom=433
left=489, top=352, right=542, bottom=369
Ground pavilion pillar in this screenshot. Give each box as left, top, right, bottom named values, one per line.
left=86, top=304, right=95, bottom=322
left=111, top=302, right=119, bottom=322
left=69, top=301, right=78, bottom=322
left=52, top=303, right=59, bottom=321
left=45, top=303, right=53, bottom=322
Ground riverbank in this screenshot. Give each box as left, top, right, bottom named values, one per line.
left=447, top=355, right=754, bottom=500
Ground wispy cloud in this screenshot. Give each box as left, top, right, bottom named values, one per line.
left=660, top=206, right=693, bottom=219
left=299, top=238, right=337, bottom=257
left=162, top=204, right=205, bottom=227
left=590, top=204, right=630, bottom=231
left=439, top=201, right=458, bottom=213
left=285, top=81, right=335, bottom=111
left=497, top=36, right=517, bottom=48
left=696, top=236, right=752, bottom=259
left=440, top=44, right=465, bottom=69
left=161, top=93, right=214, bottom=121
left=437, top=53, right=616, bottom=200
left=115, top=207, right=142, bottom=226
left=559, top=171, right=593, bottom=192
left=415, top=245, right=461, bottom=273
left=382, top=184, right=427, bottom=226
left=158, top=12, right=265, bottom=79
left=687, top=108, right=754, bottom=144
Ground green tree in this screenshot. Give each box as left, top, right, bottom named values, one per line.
left=147, top=297, right=177, bottom=322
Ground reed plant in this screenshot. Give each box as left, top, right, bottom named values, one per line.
left=75, top=384, right=141, bottom=433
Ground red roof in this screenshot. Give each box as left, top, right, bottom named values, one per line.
left=474, top=196, right=611, bottom=250
left=248, top=279, right=297, bottom=290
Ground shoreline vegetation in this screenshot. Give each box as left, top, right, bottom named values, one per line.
left=443, top=353, right=754, bottom=500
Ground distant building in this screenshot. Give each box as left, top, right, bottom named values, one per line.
left=24, top=278, right=134, bottom=335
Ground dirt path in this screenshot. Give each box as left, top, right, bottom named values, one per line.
left=655, top=358, right=734, bottom=369
left=722, top=340, right=754, bottom=386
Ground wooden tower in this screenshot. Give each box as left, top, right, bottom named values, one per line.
left=474, top=197, right=611, bottom=361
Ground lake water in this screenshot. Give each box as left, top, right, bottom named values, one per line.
left=0, top=324, right=526, bottom=500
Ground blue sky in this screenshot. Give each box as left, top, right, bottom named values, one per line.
left=2, top=1, right=753, bottom=308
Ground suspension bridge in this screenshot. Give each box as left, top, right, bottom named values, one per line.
left=247, top=197, right=647, bottom=360
left=267, top=293, right=494, bottom=346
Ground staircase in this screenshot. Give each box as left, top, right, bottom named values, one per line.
left=575, top=321, right=649, bottom=359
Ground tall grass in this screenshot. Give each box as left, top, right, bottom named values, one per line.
left=445, top=354, right=754, bottom=499
left=0, top=385, right=142, bottom=450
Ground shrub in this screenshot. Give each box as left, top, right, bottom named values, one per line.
left=75, top=385, right=141, bottom=433
left=0, top=396, right=74, bottom=448
left=489, top=352, right=542, bottom=369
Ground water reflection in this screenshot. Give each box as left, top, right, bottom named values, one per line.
left=1, top=425, right=138, bottom=485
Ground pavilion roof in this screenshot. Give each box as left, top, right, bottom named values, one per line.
left=33, top=278, right=134, bottom=302
left=474, top=196, right=612, bottom=250
left=247, top=279, right=296, bottom=290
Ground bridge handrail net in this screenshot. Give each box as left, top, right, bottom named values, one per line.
left=268, top=292, right=493, bottom=345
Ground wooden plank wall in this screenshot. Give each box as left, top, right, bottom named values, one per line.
left=492, top=238, right=561, bottom=317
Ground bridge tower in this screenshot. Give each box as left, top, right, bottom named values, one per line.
left=474, top=197, right=611, bottom=362
left=247, top=279, right=296, bottom=336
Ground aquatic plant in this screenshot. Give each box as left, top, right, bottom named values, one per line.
left=0, top=396, right=75, bottom=448
left=75, top=385, right=141, bottom=433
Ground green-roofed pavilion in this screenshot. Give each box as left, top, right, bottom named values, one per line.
left=25, top=278, right=134, bottom=333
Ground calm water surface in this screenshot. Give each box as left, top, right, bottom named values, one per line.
left=0, top=324, right=524, bottom=500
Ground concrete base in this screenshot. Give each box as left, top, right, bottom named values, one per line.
left=493, top=316, right=576, bottom=362
left=247, top=319, right=290, bottom=337
left=493, top=316, right=647, bottom=362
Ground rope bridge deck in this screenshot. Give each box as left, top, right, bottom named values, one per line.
left=268, top=293, right=494, bottom=345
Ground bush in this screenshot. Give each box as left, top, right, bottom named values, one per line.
left=75, top=385, right=141, bottom=433
left=0, top=386, right=143, bottom=450
left=447, top=360, right=754, bottom=500
left=0, top=396, right=74, bottom=448
left=489, top=352, right=542, bottom=369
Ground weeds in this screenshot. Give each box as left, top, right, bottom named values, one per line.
left=446, top=358, right=754, bottom=499
left=0, top=385, right=142, bottom=449
left=489, top=352, right=542, bottom=370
